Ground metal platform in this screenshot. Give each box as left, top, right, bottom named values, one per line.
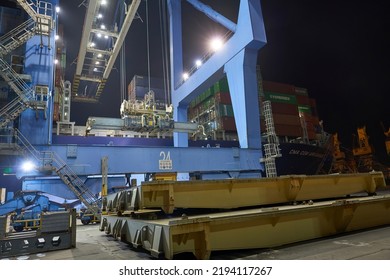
left=105, top=172, right=386, bottom=214
left=101, top=193, right=390, bottom=259
left=0, top=210, right=76, bottom=257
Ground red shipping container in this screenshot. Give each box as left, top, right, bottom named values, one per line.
left=271, top=102, right=299, bottom=116
left=219, top=116, right=236, bottom=131
left=215, top=92, right=231, bottom=104
left=274, top=124, right=303, bottom=137
left=312, top=116, right=320, bottom=125
left=272, top=113, right=301, bottom=126
left=53, top=102, right=60, bottom=122
left=309, top=98, right=318, bottom=116
left=263, top=81, right=295, bottom=94
left=296, top=95, right=311, bottom=106
left=308, top=130, right=317, bottom=140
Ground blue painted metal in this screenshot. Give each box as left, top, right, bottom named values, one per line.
left=22, top=176, right=126, bottom=200
left=0, top=190, right=77, bottom=217
left=17, top=144, right=262, bottom=176
left=19, top=0, right=59, bottom=145
left=186, top=0, right=237, bottom=32
left=169, top=0, right=266, bottom=149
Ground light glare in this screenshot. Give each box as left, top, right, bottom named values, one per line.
left=21, top=161, right=35, bottom=172
left=210, top=37, right=223, bottom=52
left=195, top=59, right=202, bottom=68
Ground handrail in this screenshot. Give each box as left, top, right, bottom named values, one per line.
left=0, top=18, right=36, bottom=55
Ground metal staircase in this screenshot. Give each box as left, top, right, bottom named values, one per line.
left=0, top=0, right=54, bottom=128
left=5, top=129, right=101, bottom=217
left=0, top=18, right=37, bottom=56
left=261, top=100, right=282, bottom=177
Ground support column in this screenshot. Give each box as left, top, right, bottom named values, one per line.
left=224, top=47, right=261, bottom=149
left=168, top=0, right=188, bottom=147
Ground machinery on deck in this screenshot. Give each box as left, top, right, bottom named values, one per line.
left=0, top=190, right=78, bottom=231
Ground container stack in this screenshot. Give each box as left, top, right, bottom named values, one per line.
left=188, top=77, right=237, bottom=139
left=261, top=81, right=320, bottom=140
left=128, top=75, right=168, bottom=110
left=188, top=76, right=321, bottom=141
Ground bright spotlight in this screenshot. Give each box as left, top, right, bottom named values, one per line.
left=90, top=42, right=95, bottom=47
left=93, top=67, right=98, bottom=72
left=104, top=35, right=109, bottom=39
left=55, top=35, right=59, bottom=40
left=54, top=59, right=59, bottom=64
left=97, top=53, right=102, bottom=58
left=21, top=161, right=36, bottom=172
left=97, top=33, right=102, bottom=38
left=95, top=61, right=100, bottom=65
left=55, top=6, right=60, bottom=13
left=101, top=0, right=107, bottom=5
left=182, top=72, right=189, bottom=81
left=100, top=24, right=106, bottom=30
left=210, top=37, right=224, bottom=52
left=195, top=59, right=202, bottom=68
left=97, top=13, right=103, bottom=19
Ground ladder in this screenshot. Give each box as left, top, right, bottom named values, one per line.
left=0, top=1, right=54, bottom=127
left=0, top=98, right=28, bottom=128
left=10, top=129, right=101, bottom=217
left=0, top=57, right=34, bottom=127
left=0, top=18, right=37, bottom=56
left=261, top=101, right=282, bottom=177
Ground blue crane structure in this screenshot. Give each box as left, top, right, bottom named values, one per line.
left=0, top=0, right=267, bottom=213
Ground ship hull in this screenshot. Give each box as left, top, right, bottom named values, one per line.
left=276, top=142, right=330, bottom=175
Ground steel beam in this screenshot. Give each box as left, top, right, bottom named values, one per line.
left=101, top=194, right=390, bottom=259
left=75, top=0, right=99, bottom=76
left=105, top=172, right=386, bottom=214
left=186, top=0, right=237, bottom=32
left=102, top=0, right=141, bottom=80
left=0, top=210, right=76, bottom=257
left=25, top=144, right=263, bottom=176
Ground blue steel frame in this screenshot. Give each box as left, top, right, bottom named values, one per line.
left=168, top=0, right=267, bottom=149
left=1, top=1, right=268, bottom=199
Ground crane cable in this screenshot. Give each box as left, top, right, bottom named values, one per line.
left=159, top=0, right=170, bottom=105
left=146, top=0, right=151, bottom=92
left=119, top=0, right=127, bottom=102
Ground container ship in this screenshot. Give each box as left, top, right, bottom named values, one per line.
left=187, top=73, right=332, bottom=176
left=52, top=72, right=332, bottom=177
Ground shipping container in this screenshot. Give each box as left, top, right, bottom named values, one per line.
left=215, top=92, right=231, bottom=104
left=274, top=124, right=303, bottom=138
left=309, top=98, right=318, bottom=116
left=262, top=81, right=295, bottom=94
left=218, top=116, right=236, bottom=131
left=128, top=75, right=167, bottom=101
left=271, top=102, right=299, bottom=116
left=273, top=114, right=301, bottom=126
left=218, top=104, right=234, bottom=117
left=213, top=77, right=229, bottom=92
left=53, top=102, right=60, bottom=122
left=296, top=95, right=311, bottom=106
left=298, top=105, right=312, bottom=114
left=294, top=87, right=309, bottom=96
left=264, top=91, right=297, bottom=105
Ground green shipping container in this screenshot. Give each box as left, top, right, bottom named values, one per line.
left=218, top=104, right=234, bottom=117
left=214, top=77, right=229, bottom=93
left=264, top=91, right=297, bottom=105
left=298, top=105, right=312, bottom=114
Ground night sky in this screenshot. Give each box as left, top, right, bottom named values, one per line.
left=60, top=0, right=390, bottom=162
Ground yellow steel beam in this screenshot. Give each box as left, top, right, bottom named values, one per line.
left=135, top=172, right=386, bottom=213
left=101, top=194, right=390, bottom=259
